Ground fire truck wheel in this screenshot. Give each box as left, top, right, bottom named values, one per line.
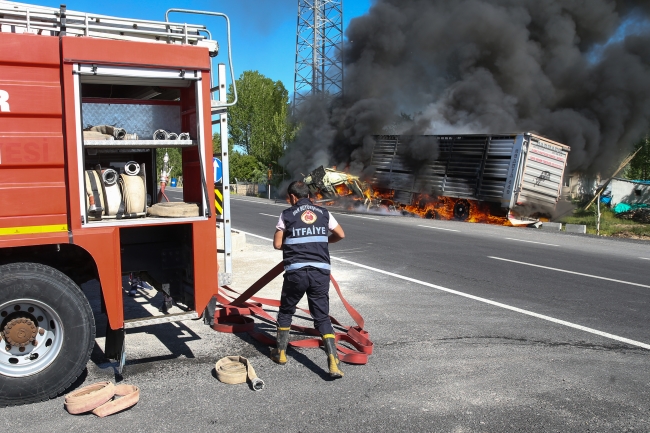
left=453, top=199, right=471, bottom=220
left=0, top=263, right=95, bottom=407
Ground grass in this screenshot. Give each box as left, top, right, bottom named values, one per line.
left=558, top=205, right=650, bottom=239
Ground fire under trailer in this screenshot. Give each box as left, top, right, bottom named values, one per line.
left=0, top=1, right=235, bottom=405
left=370, top=133, right=571, bottom=223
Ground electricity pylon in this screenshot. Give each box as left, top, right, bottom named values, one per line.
left=293, top=0, right=343, bottom=108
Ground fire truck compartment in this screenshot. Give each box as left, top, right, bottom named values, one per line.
left=75, top=65, right=210, bottom=226
left=120, top=224, right=195, bottom=308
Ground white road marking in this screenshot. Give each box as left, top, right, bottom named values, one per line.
left=259, top=213, right=278, bottom=218
left=489, top=256, right=650, bottom=289
left=417, top=225, right=459, bottom=232
left=241, top=231, right=275, bottom=242
left=234, top=229, right=650, bottom=350
left=505, top=238, right=559, bottom=247
left=334, top=213, right=379, bottom=221
left=641, top=258, right=650, bottom=261
left=231, top=198, right=286, bottom=207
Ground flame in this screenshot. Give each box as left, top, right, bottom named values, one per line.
left=313, top=177, right=511, bottom=226
left=335, top=184, right=352, bottom=196
left=402, top=195, right=511, bottom=226
left=302, top=166, right=514, bottom=226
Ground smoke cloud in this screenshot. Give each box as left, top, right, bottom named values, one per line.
left=282, top=0, right=650, bottom=181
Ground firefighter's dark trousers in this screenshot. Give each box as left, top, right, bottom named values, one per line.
left=277, top=267, right=334, bottom=335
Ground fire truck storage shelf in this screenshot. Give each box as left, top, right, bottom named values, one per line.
left=84, top=140, right=197, bottom=148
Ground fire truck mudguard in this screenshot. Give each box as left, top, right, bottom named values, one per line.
left=0, top=263, right=95, bottom=407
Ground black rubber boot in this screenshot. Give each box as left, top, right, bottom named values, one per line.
left=270, top=327, right=290, bottom=365
left=322, top=334, right=344, bottom=379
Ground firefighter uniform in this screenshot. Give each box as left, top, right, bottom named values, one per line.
left=275, top=197, right=337, bottom=335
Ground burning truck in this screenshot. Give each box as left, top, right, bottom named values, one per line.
left=304, top=133, right=570, bottom=225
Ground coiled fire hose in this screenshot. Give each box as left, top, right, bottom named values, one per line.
left=119, top=174, right=145, bottom=214
left=214, top=356, right=264, bottom=391
left=102, top=169, right=122, bottom=216
left=88, top=125, right=126, bottom=140
left=64, top=381, right=140, bottom=417
left=84, top=171, right=105, bottom=215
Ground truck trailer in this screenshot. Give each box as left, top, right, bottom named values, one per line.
left=370, top=133, right=571, bottom=222
left=0, top=1, right=234, bottom=406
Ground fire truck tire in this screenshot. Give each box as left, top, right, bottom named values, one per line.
left=0, top=263, right=95, bottom=407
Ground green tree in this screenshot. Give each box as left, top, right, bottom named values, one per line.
left=155, top=148, right=182, bottom=181
left=227, top=71, right=296, bottom=169
left=624, top=137, right=650, bottom=180
left=230, top=151, right=265, bottom=182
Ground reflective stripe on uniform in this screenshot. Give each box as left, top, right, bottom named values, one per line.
left=284, top=236, right=328, bottom=245
left=284, top=262, right=331, bottom=271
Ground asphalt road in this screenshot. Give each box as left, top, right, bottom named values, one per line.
left=231, top=195, right=650, bottom=346
left=4, top=191, right=650, bottom=432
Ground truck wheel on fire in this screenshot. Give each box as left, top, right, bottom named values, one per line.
left=453, top=199, right=471, bottom=221
left=0, top=263, right=95, bottom=406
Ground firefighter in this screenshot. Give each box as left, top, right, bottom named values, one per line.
left=272, top=181, right=346, bottom=378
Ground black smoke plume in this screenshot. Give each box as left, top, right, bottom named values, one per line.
left=282, top=0, right=650, bottom=182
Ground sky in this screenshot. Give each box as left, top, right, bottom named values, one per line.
left=24, top=0, right=372, bottom=97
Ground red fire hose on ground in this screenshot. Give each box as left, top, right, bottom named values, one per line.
left=211, top=262, right=373, bottom=365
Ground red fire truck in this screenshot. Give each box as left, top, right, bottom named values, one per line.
left=0, top=1, right=234, bottom=406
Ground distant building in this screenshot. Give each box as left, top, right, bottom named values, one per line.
left=561, top=173, right=600, bottom=200
left=609, top=178, right=650, bottom=206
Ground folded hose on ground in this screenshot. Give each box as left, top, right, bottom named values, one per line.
left=214, top=356, right=264, bottom=391
left=65, top=381, right=140, bottom=417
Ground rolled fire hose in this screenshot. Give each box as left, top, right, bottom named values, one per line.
left=83, top=130, right=114, bottom=141
left=103, top=183, right=122, bottom=216
left=178, top=132, right=190, bottom=140
left=167, top=132, right=178, bottom=140
left=153, top=129, right=169, bottom=140
left=88, top=125, right=126, bottom=140
left=147, top=202, right=199, bottom=217
left=84, top=170, right=105, bottom=215
left=64, top=381, right=139, bottom=417
left=101, top=168, right=122, bottom=216
left=214, top=356, right=264, bottom=391
left=119, top=174, right=146, bottom=214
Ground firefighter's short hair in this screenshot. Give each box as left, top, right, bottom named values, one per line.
left=288, top=181, right=310, bottom=199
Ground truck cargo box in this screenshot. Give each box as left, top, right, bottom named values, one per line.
left=371, top=133, right=570, bottom=215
